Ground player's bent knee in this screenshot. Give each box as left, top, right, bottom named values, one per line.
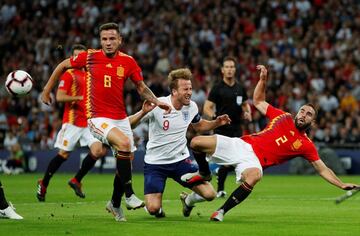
left=58, top=150, right=70, bottom=159
left=190, top=137, right=202, bottom=150
left=202, top=190, right=216, bottom=201
left=146, top=203, right=161, bottom=215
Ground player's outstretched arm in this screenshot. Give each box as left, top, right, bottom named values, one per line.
left=135, top=81, right=171, bottom=113
left=253, top=65, right=270, bottom=115
left=311, top=160, right=359, bottom=190
left=128, top=100, right=156, bottom=128
left=56, top=90, right=83, bottom=103
left=192, top=114, right=231, bottom=133
left=42, top=58, right=72, bottom=105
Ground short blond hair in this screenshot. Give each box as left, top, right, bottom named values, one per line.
left=168, top=68, right=192, bottom=91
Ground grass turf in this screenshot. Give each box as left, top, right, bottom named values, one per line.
left=0, top=173, right=359, bottom=236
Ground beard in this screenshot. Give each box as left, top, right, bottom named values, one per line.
left=295, top=117, right=311, bottom=132
left=295, top=118, right=312, bottom=132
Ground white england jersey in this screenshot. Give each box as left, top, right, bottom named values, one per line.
left=142, top=96, right=200, bottom=164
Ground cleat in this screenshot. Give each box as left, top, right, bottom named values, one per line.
left=180, top=191, right=194, bottom=217
left=36, top=179, right=46, bottom=202
left=216, top=191, right=227, bottom=198
left=155, top=208, right=166, bottom=218
left=0, top=202, right=23, bottom=220
left=125, top=194, right=145, bottom=210
left=210, top=209, right=224, bottom=222
left=181, top=171, right=211, bottom=184
left=68, top=178, right=85, bottom=198
left=105, top=201, right=126, bottom=222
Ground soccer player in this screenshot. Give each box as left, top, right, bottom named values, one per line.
left=185, top=65, right=359, bottom=222
left=203, top=56, right=252, bottom=198
left=0, top=181, right=23, bottom=220
left=36, top=44, right=107, bottom=201
left=41, top=23, right=171, bottom=222
left=128, top=68, right=231, bottom=218
left=37, top=44, right=144, bottom=210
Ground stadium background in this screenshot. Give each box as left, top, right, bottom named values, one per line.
left=1, top=0, right=360, bottom=174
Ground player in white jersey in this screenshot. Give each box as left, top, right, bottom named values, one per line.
left=129, top=68, right=231, bottom=217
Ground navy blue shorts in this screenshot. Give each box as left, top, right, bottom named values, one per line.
left=144, top=158, right=198, bottom=194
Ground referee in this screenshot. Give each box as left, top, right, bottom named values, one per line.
left=203, top=56, right=252, bottom=198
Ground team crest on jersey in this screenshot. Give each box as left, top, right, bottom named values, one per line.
left=117, top=66, right=124, bottom=77
left=292, top=139, right=302, bottom=150
left=182, top=111, right=189, bottom=122
left=63, top=140, right=68, bottom=146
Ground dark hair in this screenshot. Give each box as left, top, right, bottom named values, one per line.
left=71, top=44, right=87, bottom=54
left=304, top=103, right=318, bottom=119
left=222, top=56, right=237, bottom=66
left=168, top=68, right=192, bottom=91
left=99, top=22, right=120, bottom=34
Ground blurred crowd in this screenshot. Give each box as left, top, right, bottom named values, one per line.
left=1, top=0, right=360, bottom=155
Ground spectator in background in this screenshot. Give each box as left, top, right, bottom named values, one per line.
left=2, top=143, right=24, bottom=175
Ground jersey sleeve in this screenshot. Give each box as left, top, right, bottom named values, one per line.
left=127, top=57, right=143, bottom=83
left=58, top=71, right=73, bottom=92
left=190, top=101, right=200, bottom=124
left=242, top=86, right=248, bottom=102
left=207, top=84, right=219, bottom=103
left=302, top=141, right=320, bottom=162
left=265, top=104, right=286, bottom=119
left=70, top=51, right=87, bottom=68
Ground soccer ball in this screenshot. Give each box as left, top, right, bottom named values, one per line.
left=5, top=70, right=34, bottom=96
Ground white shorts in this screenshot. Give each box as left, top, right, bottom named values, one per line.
left=207, top=135, right=263, bottom=183
left=88, top=117, right=136, bottom=152
left=54, top=123, right=100, bottom=151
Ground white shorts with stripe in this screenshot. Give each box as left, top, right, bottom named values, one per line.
left=54, top=123, right=100, bottom=151
left=88, top=117, right=136, bottom=152
left=207, top=134, right=263, bottom=183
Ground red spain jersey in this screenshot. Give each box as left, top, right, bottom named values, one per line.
left=241, top=105, right=320, bottom=169
left=58, top=69, right=87, bottom=127
left=70, top=49, right=143, bottom=119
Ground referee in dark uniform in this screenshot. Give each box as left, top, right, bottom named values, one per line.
left=203, top=56, right=252, bottom=198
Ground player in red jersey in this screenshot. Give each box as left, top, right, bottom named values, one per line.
left=37, top=44, right=107, bottom=202
left=183, top=65, right=359, bottom=222
left=41, top=23, right=171, bottom=222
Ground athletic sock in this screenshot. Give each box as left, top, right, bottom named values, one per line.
left=217, top=165, right=235, bottom=192
left=42, top=154, right=66, bottom=187
left=111, top=157, right=132, bottom=207
left=0, top=181, right=9, bottom=209
left=220, top=182, right=253, bottom=214
left=124, top=182, right=135, bottom=198
left=185, top=192, right=205, bottom=207
left=111, top=174, right=123, bottom=208
left=193, top=151, right=211, bottom=176
left=74, top=153, right=98, bottom=182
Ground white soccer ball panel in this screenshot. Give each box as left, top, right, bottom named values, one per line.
left=5, top=70, right=33, bottom=96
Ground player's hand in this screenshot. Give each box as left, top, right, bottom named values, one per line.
left=157, top=101, right=172, bottom=114
left=256, top=65, right=268, bottom=81
left=142, top=100, right=156, bottom=114
left=341, top=183, right=359, bottom=190
left=41, top=90, right=52, bottom=105
left=215, top=114, right=231, bottom=126
left=244, top=111, right=252, bottom=121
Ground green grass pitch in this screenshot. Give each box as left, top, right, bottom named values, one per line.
left=0, top=173, right=359, bottom=236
